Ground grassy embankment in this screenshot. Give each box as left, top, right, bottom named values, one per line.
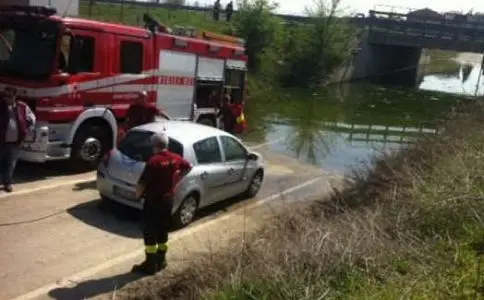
left=79, top=1, right=231, bottom=36
left=115, top=101, right=484, bottom=299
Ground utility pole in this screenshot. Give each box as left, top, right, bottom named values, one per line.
left=474, top=53, right=484, bottom=96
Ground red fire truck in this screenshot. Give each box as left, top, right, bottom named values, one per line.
left=0, top=5, right=248, bottom=170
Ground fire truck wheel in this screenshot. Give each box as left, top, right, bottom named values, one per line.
left=197, top=116, right=216, bottom=128
left=70, top=123, right=111, bottom=171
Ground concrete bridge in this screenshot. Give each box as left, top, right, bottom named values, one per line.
left=346, top=9, right=484, bottom=86
left=367, top=10, right=484, bottom=52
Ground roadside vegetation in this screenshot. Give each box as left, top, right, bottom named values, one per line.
left=114, top=101, right=483, bottom=299
left=80, top=0, right=356, bottom=88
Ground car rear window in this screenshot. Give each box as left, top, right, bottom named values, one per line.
left=118, top=130, right=184, bottom=162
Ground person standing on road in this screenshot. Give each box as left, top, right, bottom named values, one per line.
left=118, top=91, right=170, bottom=144
left=218, top=94, right=236, bottom=132
left=132, top=132, right=192, bottom=275
left=125, top=91, right=169, bottom=129
left=231, top=97, right=247, bottom=135
left=0, top=86, right=35, bottom=193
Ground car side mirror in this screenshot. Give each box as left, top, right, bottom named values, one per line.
left=247, top=152, right=258, bottom=161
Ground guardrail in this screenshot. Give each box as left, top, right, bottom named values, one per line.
left=369, top=10, right=484, bottom=29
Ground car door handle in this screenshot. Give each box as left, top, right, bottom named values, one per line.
left=201, top=172, right=208, bottom=179
left=228, top=168, right=234, bottom=175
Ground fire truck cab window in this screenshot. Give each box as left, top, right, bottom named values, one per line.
left=58, top=34, right=71, bottom=71
left=75, top=36, right=95, bottom=73
left=120, top=41, right=143, bottom=74
left=61, top=34, right=95, bottom=73
left=0, top=26, right=58, bottom=78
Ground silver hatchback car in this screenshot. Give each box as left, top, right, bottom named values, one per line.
left=96, top=120, right=265, bottom=227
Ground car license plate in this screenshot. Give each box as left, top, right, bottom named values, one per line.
left=113, top=186, right=137, bottom=201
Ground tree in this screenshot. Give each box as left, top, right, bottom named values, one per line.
left=233, top=0, right=281, bottom=72
left=280, top=0, right=355, bottom=87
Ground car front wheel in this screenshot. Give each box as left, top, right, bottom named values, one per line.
left=244, top=170, right=263, bottom=198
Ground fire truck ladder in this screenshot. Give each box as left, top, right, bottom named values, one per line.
left=171, top=25, right=245, bottom=47
left=198, top=30, right=245, bottom=47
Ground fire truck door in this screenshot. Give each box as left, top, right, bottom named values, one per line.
left=64, top=30, right=111, bottom=108
left=157, top=50, right=197, bottom=120
left=113, top=36, right=151, bottom=118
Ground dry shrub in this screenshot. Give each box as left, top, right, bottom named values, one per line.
left=122, top=101, right=484, bottom=299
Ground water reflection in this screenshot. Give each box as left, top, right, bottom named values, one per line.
left=420, top=62, right=484, bottom=96
left=246, top=84, right=465, bottom=174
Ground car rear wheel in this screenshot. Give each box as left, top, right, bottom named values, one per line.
left=173, top=195, right=199, bottom=228
left=244, top=170, right=263, bottom=198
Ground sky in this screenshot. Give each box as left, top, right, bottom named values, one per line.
left=180, top=0, right=484, bottom=16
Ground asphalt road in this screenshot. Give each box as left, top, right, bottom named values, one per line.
left=0, top=141, right=342, bottom=300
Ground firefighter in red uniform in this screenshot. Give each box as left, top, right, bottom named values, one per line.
left=132, top=132, right=192, bottom=275
left=218, top=94, right=246, bottom=135
left=231, top=98, right=247, bottom=135
left=118, top=91, right=170, bottom=144
left=218, top=94, right=235, bottom=132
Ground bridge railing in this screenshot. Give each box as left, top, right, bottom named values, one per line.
left=321, top=121, right=437, bottom=145
left=367, top=9, right=484, bottom=51
left=267, top=118, right=437, bottom=146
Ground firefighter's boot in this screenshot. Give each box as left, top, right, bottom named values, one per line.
left=131, top=252, right=158, bottom=275
left=156, top=249, right=168, bottom=272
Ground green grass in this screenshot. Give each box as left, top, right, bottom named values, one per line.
left=79, top=0, right=231, bottom=33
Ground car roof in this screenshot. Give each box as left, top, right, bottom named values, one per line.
left=131, top=120, right=236, bottom=146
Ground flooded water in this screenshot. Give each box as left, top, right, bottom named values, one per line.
left=244, top=52, right=481, bottom=174
left=420, top=53, right=484, bottom=96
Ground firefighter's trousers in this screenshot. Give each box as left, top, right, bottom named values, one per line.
left=142, top=198, right=173, bottom=255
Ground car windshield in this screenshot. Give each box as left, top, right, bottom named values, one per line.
left=118, top=130, right=184, bottom=162
left=0, top=19, right=59, bottom=79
